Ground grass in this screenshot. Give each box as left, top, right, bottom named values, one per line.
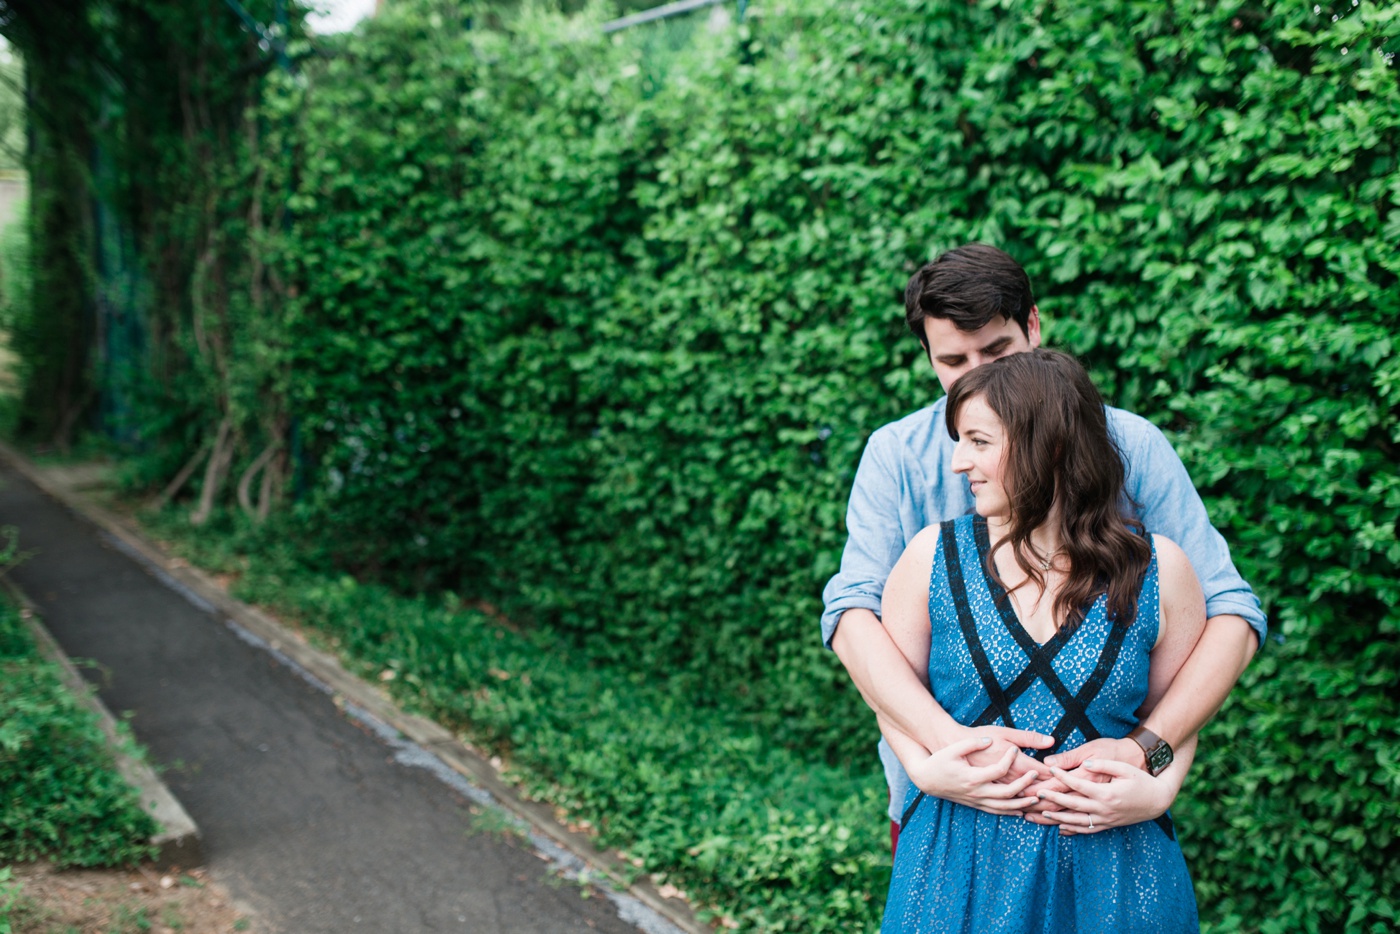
left=1, top=867, right=20, bottom=934
left=0, top=595, right=158, bottom=869
left=107, top=905, right=152, bottom=933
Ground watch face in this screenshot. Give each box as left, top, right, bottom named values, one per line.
left=1147, top=744, right=1173, bottom=776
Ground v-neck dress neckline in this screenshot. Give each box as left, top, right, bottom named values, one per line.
left=971, top=516, right=1074, bottom=651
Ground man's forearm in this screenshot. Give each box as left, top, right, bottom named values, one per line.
left=1140, top=614, right=1256, bottom=749
left=878, top=713, right=933, bottom=771
left=832, top=607, right=960, bottom=751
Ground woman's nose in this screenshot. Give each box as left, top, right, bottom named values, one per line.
left=951, top=442, right=969, bottom=473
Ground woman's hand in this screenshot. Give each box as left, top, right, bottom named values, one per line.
left=1023, top=738, right=1131, bottom=813
left=1023, top=760, right=1177, bottom=835
left=905, top=736, right=1042, bottom=815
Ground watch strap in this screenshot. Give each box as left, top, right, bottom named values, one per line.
left=1127, top=726, right=1173, bottom=777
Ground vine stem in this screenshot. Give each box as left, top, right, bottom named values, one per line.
left=236, top=440, right=281, bottom=522
left=151, top=438, right=214, bottom=511
left=190, top=415, right=234, bottom=527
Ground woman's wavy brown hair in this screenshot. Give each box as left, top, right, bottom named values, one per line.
left=945, top=349, right=1152, bottom=631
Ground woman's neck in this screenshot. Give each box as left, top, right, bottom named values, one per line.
left=986, top=506, right=1065, bottom=561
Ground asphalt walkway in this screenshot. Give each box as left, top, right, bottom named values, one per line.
left=0, top=461, right=668, bottom=934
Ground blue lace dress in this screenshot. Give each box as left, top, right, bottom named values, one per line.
left=881, top=516, right=1199, bottom=934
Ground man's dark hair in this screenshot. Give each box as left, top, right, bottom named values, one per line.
left=903, top=243, right=1036, bottom=349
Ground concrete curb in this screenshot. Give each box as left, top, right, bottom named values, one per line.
left=0, top=441, right=708, bottom=934
left=0, top=575, right=204, bottom=869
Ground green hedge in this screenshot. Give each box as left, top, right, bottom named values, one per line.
left=0, top=599, right=158, bottom=867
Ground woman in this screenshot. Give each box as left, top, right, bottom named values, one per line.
left=879, top=349, right=1204, bottom=933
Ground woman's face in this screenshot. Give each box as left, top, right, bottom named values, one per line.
left=951, top=394, right=1011, bottom=519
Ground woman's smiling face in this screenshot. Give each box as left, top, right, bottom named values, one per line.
left=951, top=394, right=1010, bottom=519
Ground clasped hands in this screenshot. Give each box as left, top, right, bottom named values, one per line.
left=904, top=727, right=1175, bottom=836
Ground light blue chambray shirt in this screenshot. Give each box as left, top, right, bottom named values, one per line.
left=820, top=396, right=1267, bottom=821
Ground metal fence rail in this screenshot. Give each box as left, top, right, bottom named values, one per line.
left=601, top=0, right=732, bottom=33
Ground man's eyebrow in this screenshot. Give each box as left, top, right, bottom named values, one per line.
left=980, top=336, right=1014, bottom=354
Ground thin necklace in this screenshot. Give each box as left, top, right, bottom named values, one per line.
left=1031, top=544, right=1062, bottom=571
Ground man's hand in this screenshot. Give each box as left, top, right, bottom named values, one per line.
left=1043, top=736, right=1145, bottom=773
left=905, top=737, right=1041, bottom=814
left=883, top=719, right=1055, bottom=816
left=963, top=724, right=1055, bottom=780
left=1024, top=737, right=1150, bottom=814
left=1022, top=760, right=1177, bottom=836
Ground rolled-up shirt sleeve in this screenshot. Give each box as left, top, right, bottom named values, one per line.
left=821, top=431, right=910, bottom=648
left=1122, top=417, right=1268, bottom=649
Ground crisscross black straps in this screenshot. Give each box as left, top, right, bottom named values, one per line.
left=968, top=521, right=1173, bottom=840
left=970, top=628, right=1072, bottom=728
left=901, top=520, right=1174, bottom=840
left=972, top=519, right=1129, bottom=759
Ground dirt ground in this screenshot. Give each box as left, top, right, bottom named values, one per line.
left=4, top=863, right=254, bottom=934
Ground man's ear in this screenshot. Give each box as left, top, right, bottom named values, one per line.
left=1027, top=305, right=1043, bottom=349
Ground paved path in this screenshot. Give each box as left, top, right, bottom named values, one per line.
left=0, top=462, right=654, bottom=934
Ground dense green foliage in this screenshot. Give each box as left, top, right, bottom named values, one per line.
left=0, top=208, right=30, bottom=434
left=0, top=598, right=158, bottom=867
left=6, top=0, right=1399, bottom=929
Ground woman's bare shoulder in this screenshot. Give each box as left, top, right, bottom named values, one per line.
left=896, top=524, right=945, bottom=568
left=1149, top=533, right=1206, bottom=652
left=886, top=524, right=944, bottom=588
left=1149, top=534, right=1199, bottom=589
left=909, top=523, right=943, bottom=552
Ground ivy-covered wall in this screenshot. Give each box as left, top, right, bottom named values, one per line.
left=7, top=0, right=1400, bottom=929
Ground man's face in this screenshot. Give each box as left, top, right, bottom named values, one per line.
left=922, top=307, right=1042, bottom=395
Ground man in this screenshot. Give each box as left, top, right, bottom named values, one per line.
left=823, top=243, right=1265, bottom=848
